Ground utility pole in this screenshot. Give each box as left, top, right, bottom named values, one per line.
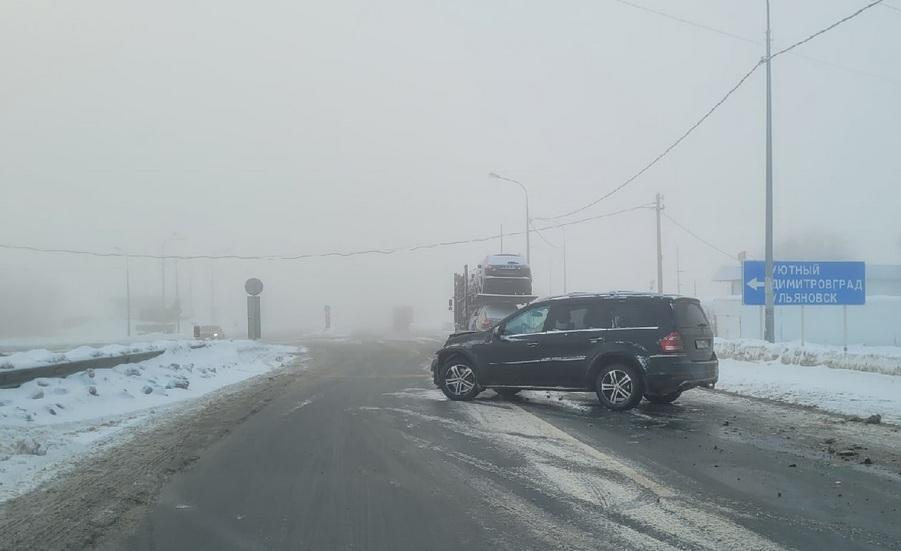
left=675, top=247, right=683, bottom=295
left=500, top=223, right=503, bottom=253
left=655, top=193, right=664, bottom=294
left=175, top=259, right=181, bottom=334
left=114, top=247, right=131, bottom=336
left=764, top=0, right=776, bottom=343
left=125, top=254, right=131, bottom=337
left=562, top=227, right=568, bottom=294
left=160, top=247, right=166, bottom=313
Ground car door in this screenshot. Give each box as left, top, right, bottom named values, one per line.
left=538, top=300, right=610, bottom=387
left=479, top=304, right=550, bottom=386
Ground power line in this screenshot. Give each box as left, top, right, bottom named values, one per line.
left=883, top=3, right=901, bottom=12
left=610, top=0, right=899, bottom=85
left=610, top=0, right=757, bottom=45
left=529, top=220, right=560, bottom=249
left=539, top=0, right=889, bottom=222
left=0, top=204, right=651, bottom=262
left=534, top=61, right=762, bottom=221
left=771, top=0, right=886, bottom=59
left=663, top=212, right=736, bottom=260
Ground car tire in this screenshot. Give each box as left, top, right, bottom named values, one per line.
left=645, top=391, right=682, bottom=404
left=595, top=363, right=643, bottom=411
left=439, top=358, right=481, bottom=401
left=494, top=388, right=521, bottom=398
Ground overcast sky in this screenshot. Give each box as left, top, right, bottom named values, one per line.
left=1, top=0, right=899, bottom=337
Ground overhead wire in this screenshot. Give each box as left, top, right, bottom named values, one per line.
left=537, top=0, right=889, bottom=222
left=0, top=204, right=653, bottom=262
left=610, top=0, right=899, bottom=85
left=533, top=61, right=763, bottom=221
left=663, top=212, right=738, bottom=260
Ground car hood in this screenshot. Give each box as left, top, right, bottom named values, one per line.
left=444, top=330, right=489, bottom=346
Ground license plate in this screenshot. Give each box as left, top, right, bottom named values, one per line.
left=695, top=339, right=710, bottom=349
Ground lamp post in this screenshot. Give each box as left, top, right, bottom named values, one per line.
left=488, top=172, right=530, bottom=264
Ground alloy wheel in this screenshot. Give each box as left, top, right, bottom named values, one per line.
left=444, top=364, right=476, bottom=396
left=600, top=369, right=634, bottom=405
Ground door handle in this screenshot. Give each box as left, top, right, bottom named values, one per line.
left=527, top=342, right=540, bottom=347
left=588, top=337, right=605, bottom=344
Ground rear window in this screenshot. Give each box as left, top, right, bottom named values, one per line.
left=674, top=300, right=709, bottom=327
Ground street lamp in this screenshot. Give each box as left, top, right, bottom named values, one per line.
left=488, top=172, right=530, bottom=264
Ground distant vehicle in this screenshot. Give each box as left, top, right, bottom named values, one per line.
left=432, top=292, right=718, bottom=411
left=451, top=254, right=536, bottom=332
left=194, top=325, right=225, bottom=340
left=476, top=254, right=532, bottom=295
left=392, top=306, right=414, bottom=333
left=469, top=303, right=519, bottom=332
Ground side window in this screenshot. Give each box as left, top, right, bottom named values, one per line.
left=502, top=306, right=549, bottom=335
left=584, top=302, right=612, bottom=329
left=609, top=301, right=666, bottom=329
left=546, top=304, right=590, bottom=331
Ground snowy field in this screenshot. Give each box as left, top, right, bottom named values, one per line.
left=0, top=340, right=301, bottom=503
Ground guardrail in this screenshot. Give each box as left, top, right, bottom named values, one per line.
left=0, top=350, right=166, bottom=388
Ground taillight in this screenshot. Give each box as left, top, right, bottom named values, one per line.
left=659, top=331, right=683, bottom=353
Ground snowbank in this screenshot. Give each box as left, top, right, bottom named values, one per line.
left=0, top=340, right=301, bottom=502
left=716, top=338, right=901, bottom=377
left=0, top=341, right=171, bottom=372
left=718, top=359, right=901, bottom=424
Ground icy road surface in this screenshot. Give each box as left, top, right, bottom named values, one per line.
left=1, top=339, right=899, bottom=551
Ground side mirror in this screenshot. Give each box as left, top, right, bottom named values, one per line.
left=493, top=325, right=504, bottom=339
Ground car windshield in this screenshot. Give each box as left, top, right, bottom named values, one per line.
left=2, top=2, right=898, bottom=549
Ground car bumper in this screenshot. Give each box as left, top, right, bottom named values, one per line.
left=643, top=355, right=718, bottom=396
left=430, top=357, right=440, bottom=385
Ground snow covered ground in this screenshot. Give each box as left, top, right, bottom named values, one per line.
left=0, top=341, right=167, bottom=371
left=716, top=338, right=901, bottom=376
left=0, top=340, right=301, bottom=503
left=717, top=358, right=901, bottom=424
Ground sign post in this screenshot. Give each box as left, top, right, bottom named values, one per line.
left=245, top=278, right=264, bottom=340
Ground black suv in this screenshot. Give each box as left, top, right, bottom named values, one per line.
left=431, top=293, right=718, bottom=410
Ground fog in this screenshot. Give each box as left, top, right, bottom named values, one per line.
left=1, top=1, right=899, bottom=340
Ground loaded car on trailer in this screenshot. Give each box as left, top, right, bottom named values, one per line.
left=432, top=292, right=718, bottom=411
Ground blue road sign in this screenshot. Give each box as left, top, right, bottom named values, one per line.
left=742, top=261, right=866, bottom=306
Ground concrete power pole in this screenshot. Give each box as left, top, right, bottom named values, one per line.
left=655, top=193, right=664, bottom=294
left=764, top=0, right=776, bottom=343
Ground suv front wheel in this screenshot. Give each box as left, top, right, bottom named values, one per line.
left=595, top=363, right=643, bottom=411
left=439, top=358, right=481, bottom=401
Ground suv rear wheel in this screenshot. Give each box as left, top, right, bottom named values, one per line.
left=439, top=358, right=481, bottom=401
left=595, top=363, right=643, bottom=411
left=645, top=391, right=682, bottom=404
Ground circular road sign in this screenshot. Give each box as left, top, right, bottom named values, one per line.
left=245, top=278, right=264, bottom=296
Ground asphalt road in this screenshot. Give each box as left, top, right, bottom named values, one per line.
left=109, top=338, right=900, bottom=551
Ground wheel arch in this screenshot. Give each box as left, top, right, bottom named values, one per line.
left=585, top=352, right=646, bottom=388
left=437, top=348, right=479, bottom=374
